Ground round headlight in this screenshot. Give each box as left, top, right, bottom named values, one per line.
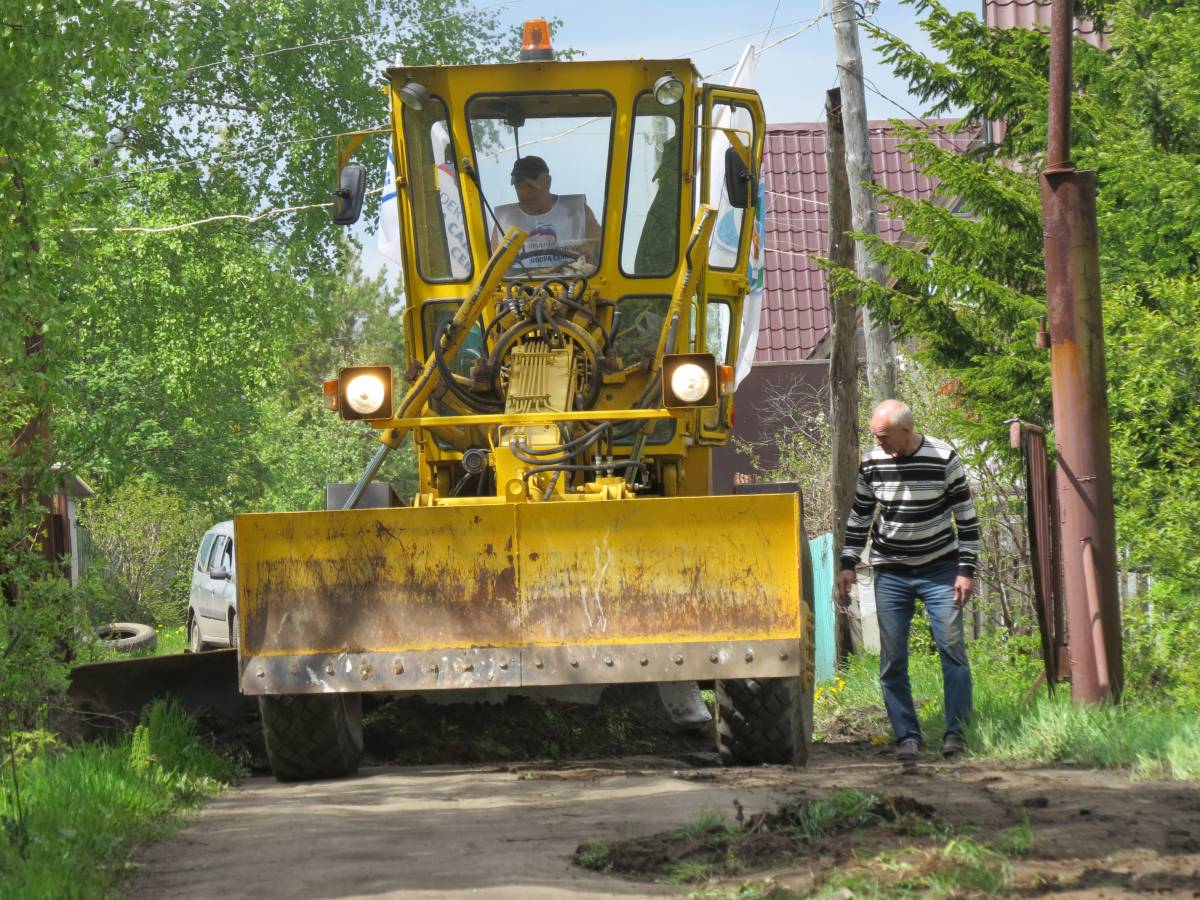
left=653, top=72, right=684, bottom=106
left=345, top=374, right=386, bottom=415
left=670, top=363, right=711, bottom=404
left=397, top=80, right=430, bottom=112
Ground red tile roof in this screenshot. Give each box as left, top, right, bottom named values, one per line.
left=758, top=119, right=974, bottom=362
left=984, top=0, right=1111, bottom=50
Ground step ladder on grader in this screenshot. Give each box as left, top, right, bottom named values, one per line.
left=238, top=20, right=816, bottom=780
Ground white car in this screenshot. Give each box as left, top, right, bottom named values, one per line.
left=187, top=521, right=238, bottom=652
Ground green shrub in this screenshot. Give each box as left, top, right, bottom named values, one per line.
left=1122, top=580, right=1200, bottom=710
left=78, top=479, right=207, bottom=629
left=0, top=700, right=234, bottom=898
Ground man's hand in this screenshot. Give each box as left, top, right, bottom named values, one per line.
left=954, top=575, right=974, bottom=607
left=837, top=569, right=856, bottom=602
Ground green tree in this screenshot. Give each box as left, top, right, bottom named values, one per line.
left=2, top=0, right=514, bottom=718
left=834, top=0, right=1200, bottom=597
left=79, top=480, right=207, bottom=628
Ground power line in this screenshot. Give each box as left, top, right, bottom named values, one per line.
left=177, top=0, right=526, bottom=76
left=69, top=186, right=386, bottom=234
left=702, top=5, right=829, bottom=79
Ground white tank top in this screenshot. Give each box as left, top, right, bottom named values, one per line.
left=494, top=195, right=587, bottom=268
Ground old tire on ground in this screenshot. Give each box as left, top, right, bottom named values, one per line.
left=715, top=514, right=816, bottom=767
left=259, top=693, right=363, bottom=782
left=95, top=622, right=157, bottom=653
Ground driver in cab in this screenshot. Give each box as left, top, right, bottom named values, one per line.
left=493, top=155, right=601, bottom=271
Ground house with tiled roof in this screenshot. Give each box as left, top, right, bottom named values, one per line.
left=712, top=118, right=975, bottom=490
left=712, top=0, right=1110, bottom=492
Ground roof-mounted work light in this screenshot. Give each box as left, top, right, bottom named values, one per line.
left=397, top=80, right=430, bottom=111
left=653, top=72, right=684, bottom=106
left=662, top=353, right=718, bottom=409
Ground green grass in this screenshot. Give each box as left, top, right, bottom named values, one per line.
left=0, top=699, right=235, bottom=898
left=818, top=633, right=1200, bottom=780
left=576, top=838, right=612, bottom=871
left=816, top=834, right=1016, bottom=898
left=788, top=788, right=877, bottom=839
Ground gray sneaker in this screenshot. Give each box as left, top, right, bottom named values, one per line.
left=896, top=737, right=920, bottom=762
left=942, top=734, right=966, bottom=758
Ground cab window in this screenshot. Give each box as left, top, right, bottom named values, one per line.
left=422, top=301, right=486, bottom=378
left=706, top=300, right=733, bottom=362
left=708, top=99, right=754, bottom=271
left=621, top=94, right=682, bottom=276
left=611, top=296, right=668, bottom=366
left=401, top=97, right=472, bottom=282
left=467, top=92, right=614, bottom=278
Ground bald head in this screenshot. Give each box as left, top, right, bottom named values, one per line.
left=870, top=400, right=920, bottom=457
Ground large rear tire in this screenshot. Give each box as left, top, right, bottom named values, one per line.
left=259, top=693, right=363, bottom=782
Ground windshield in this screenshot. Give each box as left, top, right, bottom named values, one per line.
left=468, top=92, right=613, bottom=278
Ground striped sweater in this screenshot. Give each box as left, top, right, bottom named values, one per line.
left=839, top=435, right=980, bottom=577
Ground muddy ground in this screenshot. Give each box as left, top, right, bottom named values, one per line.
left=132, top=703, right=1200, bottom=898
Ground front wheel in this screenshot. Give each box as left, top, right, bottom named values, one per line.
left=188, top=617, right=208, bottom=654
left=259, top=693, right=363, bottom=782
left=715, top=500, right=817, bottom=767
left=715, top=674, right=813, bottom=766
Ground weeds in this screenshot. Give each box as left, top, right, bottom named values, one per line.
left=809, top=833, right=1017, bottom=898
left=788, top=788, right=877, bottom=839
left=0, top=699, right=234, bottom=898
left=680, top=810, right=736, bottom=838
left=576, top=838, right=612, bottom=871
left=817, top=638, right=1200, bottom=780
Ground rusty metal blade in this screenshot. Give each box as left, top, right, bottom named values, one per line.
left=235, top=494, right=804, bottom=694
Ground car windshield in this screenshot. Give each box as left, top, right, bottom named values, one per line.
left=468, top=92, right=613, bottom=278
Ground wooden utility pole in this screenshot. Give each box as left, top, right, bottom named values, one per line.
left=831, top=0, right=896, bottom=406
left=825, top=88, right=862, bottom=657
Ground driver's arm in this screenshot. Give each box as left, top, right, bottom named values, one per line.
left=582, top=205, right=601, bottom=262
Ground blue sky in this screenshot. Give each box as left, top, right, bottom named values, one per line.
left=545, top=0, right=980, bottom=122
left=357, top=0, right=982, bottom=281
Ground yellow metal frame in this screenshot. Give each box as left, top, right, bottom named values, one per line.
left=234, top=54, right=793, bottom=698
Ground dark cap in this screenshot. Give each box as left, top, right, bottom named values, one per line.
left=510, top=155, right=549, bottom=184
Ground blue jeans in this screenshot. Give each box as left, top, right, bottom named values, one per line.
left=874, top=556, right=972, bottom=743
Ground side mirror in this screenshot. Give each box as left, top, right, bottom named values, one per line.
left=210, top=566, right=231, bottom=581
left=724, top=146, right=752, bottom=210
left=332, top=162, right=367, bottom=226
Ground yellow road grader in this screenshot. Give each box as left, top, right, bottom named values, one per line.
left=236, top=22, right=815, bottom=780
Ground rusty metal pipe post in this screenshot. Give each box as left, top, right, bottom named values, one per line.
left=1040, top=0, right=1123, bottom=702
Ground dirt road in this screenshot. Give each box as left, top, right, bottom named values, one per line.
left=130, top=742, right=1200, bottom=898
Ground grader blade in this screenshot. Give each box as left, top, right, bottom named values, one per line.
left=235, top=493, right=806, bottom=695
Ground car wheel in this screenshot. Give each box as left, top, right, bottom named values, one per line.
left=229, top=612, right=239, bottom=650
left=188, top=617, right=208, bottom=654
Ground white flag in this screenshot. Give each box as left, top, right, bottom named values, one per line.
left=707, top=44, right=765, bottom=389
left=378, top=146, right=404, bottom=267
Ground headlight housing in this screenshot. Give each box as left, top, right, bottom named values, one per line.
left=662, top=353, right=718, bottom=408
left=327, top=365, right=394, bottom=420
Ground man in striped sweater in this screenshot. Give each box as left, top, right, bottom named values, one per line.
left=836, top=400, right=980, bottom=762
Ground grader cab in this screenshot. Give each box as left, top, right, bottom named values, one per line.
left=236, top=22, right=816, bottom=781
